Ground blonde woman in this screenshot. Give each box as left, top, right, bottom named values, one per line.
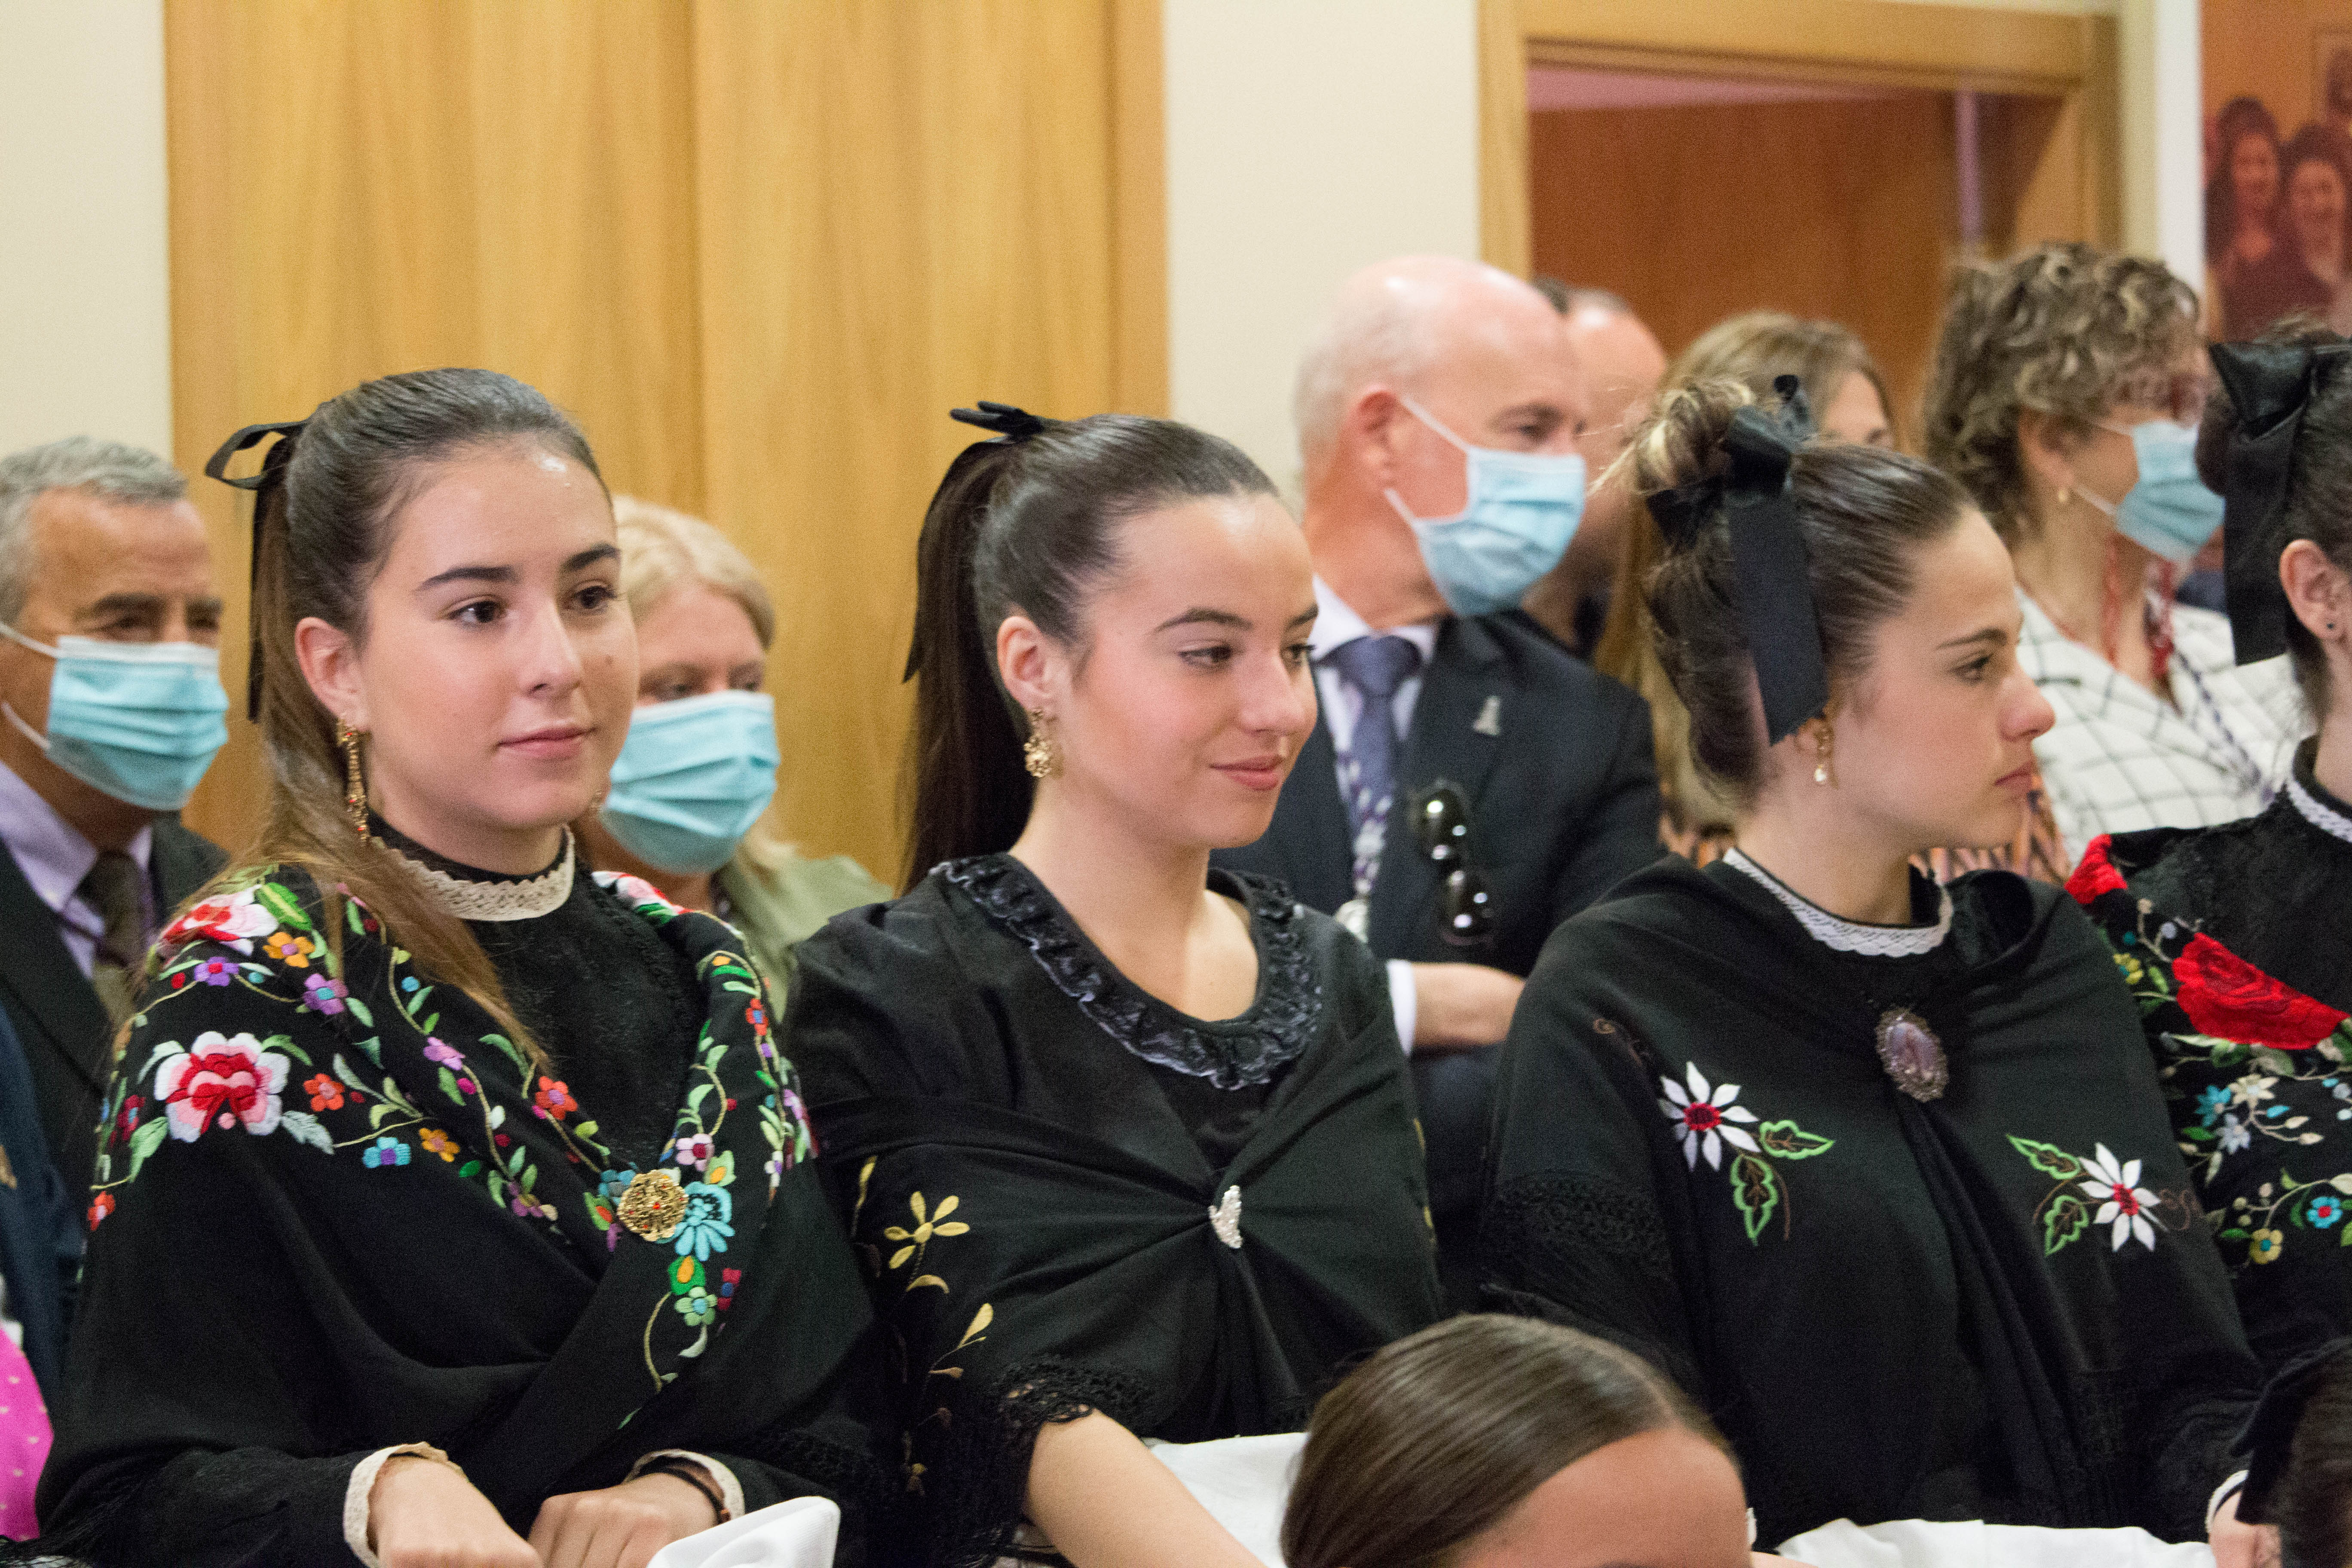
left=1922, top=242, right=2303, bottom=863
left=575, top=498, right=888, bottom=988
left=1590, top=312, right=1898, bottom=862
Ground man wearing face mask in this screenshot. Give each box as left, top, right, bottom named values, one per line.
left=0, top=438, right=230, bottom=1203
left=1215, top=257, right=1662, bottom=1298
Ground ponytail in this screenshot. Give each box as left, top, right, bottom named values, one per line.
left=898, top=406, right=1277, bottom=888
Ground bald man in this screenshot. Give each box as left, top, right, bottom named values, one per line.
left=1215, top=257, right=1661, bottom=1300
left=1523, top=286, right=1669, bottom=656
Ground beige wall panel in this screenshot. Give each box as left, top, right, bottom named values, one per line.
left=690, top=1, right=1124, bottom=881
left=167, top=1, right=707, bottom=855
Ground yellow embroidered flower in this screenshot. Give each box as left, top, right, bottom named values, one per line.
left=2250, top=1227, right=2286, bottom=1264
left=263, top=931, right=316, bottom=969
left=884, top=1192, right=970, bottom=1270
left=419, top=1128, right=456, bottom=1161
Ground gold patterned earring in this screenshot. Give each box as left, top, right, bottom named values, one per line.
left=337, top=721, right=371, bottom=839
left=1812, top=721, right=1834, bottom=787
left=1022, top=709, right=1058, bottom=780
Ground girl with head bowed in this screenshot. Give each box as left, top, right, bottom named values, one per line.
left=1482, top=377, right=2266, bottom=1561
left=36, top=370, right=891, bottom=1568
left=2070, top=324, right=2352, bottom=1387
left=786, top=405, right=1441, bottom=1568
left=574, top=496, right=888, bottom=989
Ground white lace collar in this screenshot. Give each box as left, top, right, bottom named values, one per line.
left=1721, top=848, right=1953, bottom=958
left=2288, top=773, right=2352, bottom=847
left=383, top=830, right=576, bottom=922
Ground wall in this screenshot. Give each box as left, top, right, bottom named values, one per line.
left=1162, top=0, right=1481, bottom=491
left=0, top=0, right=172, bottom=458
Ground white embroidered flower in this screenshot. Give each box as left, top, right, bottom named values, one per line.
left=1657, top=1062, right=1759, bottom=1171
left=154, top=1031, right=290, bottom=1142
left=2231, top=1074, right=2277, bottom=1107
left=2218, top=1115, right=2254, bottom=1153
left=2077, top=1142, right=2159, bottom=1252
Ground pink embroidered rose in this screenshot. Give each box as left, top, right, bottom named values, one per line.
left=162, top=888, right=277, bottom=955
left=155, top=1031, right=289, bottom=1142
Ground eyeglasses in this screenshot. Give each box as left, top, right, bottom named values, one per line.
left=2106, top=368, right=2213, bottom=427
left=1410, top=781, right=1493, bottom=947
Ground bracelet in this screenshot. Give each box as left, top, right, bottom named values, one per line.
left=640, top=1458, right=730, bottom=1524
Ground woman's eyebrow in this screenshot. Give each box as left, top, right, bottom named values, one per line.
left=1155, top=607, right=1250, bottom=633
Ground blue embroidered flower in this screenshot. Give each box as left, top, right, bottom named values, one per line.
left=362, top=1136, right=410, bottom=1169
left=2194, top=1085, right=2231, bottom=1126
left=2311, top=1196, right=2345, bottom=1229
left=674, top=1182, right=734, bottom=1260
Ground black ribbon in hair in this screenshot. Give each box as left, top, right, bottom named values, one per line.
left=903, top=402, right=1051, bottom=682
left=1651, top=377, right=1828, bottom=744
left=2234, top=1336, right=2352, bottom=1524
left=203, top=419, right=307, bottom=720
left=2210, top=341, right=2352, bottom=665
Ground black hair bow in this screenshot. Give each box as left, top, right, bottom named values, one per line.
left=2234, top=1336, right=2352, bottom=1524
left=204, top=419, right=309, bottom=721
left=904, top=402, right=1051, bottom=682
left=2210, top=342, right=2352, bottom=664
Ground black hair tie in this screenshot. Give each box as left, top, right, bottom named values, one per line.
left=2209, top=341, right=2352, bottom=665
left=949, top=401, right=1047, bottom=441
left=204, top=419, right=309, bottom=722
left=903, top=403, right=1054, bottom=683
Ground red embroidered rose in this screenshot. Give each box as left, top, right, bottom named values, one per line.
left=2066, top=835, right=2128, bottom=905
left=2174, top=933, right=2349, bottom=1049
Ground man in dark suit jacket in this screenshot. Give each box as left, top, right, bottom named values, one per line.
left=1216, top=258, right=1661, bottom=1294
left=0, top=1004, right=81, bottom=1402
left=0, top=438, right=230, bottom=1207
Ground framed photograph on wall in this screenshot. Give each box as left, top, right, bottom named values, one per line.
left=2316, top=30, right=2352, bottom=135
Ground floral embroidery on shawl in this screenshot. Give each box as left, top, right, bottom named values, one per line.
left=1654, top=1056, right=1835, bottom=1244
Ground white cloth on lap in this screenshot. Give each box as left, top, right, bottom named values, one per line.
left=646, top=1495, right=840, bottom=1568
left=1147, top=1431, right=1303, bottom=1567
left=1776, top=1518, right=2213, bottom=1568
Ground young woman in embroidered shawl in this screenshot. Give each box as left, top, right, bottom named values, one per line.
left=1482, top=378, right=2268, bottom=1561
left=34, top=371, right=890, bottom=1568
left=785, top=404, right=1442, bottom=1568
left=2071, top=325, right=2352, bottom=1382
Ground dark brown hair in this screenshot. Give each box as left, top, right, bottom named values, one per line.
left=1633, top=379, right=1973, bottom=809
left=901, top=412, right=1275, bottom=887
left=2248, top=1342, right=2352, bottom=1568
left=228, top=368, right=606, bottom=1063
left=1281, top=1315, right=1730, bottom=1568
left=2196, top=318, right=2352, bottom=715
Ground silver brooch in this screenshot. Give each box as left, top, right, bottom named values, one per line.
left=1208, top=1186, right=1244, bottom=1249
left=1875, top=1007, right=1948, bottom=1102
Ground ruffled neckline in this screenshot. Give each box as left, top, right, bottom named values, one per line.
left=371, top=815, right=576, bottom=922
left=1720, top=848, right=1954, bottom=959
left=937, top=854, right=1322, bottom=1090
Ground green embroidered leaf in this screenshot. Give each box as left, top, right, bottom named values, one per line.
left=687, top=1082, right=714, bottom=1116
left=420, top=1012, right=439, bottom=1035
left=2182, top=1126, right=2215, bottom=1142
left=438, top=1066, right=463, bottom=1104
left=2043, top=1193, right=2091, bottom=1255
left=574, top=1120, right=599, bottom=1139
left=2008, top=1136, right=2082, bottom=1181
left=2342, top=1224, right=2352, bottom=1248
left=1729, top=1152, right=1781, bottom=1245
left=347, top=899, right=367, bottom=936
left=345, top=996, right=375, bottom=1028
left=1758, top=1120, right=1834, bottom=1160
left=126, top=1115, right=168, bottom=1176
left=279, top=1110, right=334, bottom=1155
left=254, top=881, right=311, bottom=931
left=459, top=1159, right=483, bottom=1179
left=706, top=1150, right=736, bottom=1188
left=368, top=1102, right=395, bottom=1129
left=2219, top=1226, right=2251, bottom=1241
left=332, top=1054, right=370, bottom=1093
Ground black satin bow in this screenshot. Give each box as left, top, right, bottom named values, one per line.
left=203, top=419, right=308, bottom=720
left=2234, top=1336, right=2352, bottom=1524
left=2210, top=342, right=2352, bottom=664
left=903, top=402, right=1051, bottom=682
left=1649, top=378, right=1828, bottom=744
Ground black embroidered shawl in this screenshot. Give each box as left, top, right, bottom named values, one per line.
left=788, top=855, right=1442, bottom=1568
left=1483, top=856, right=2259, bottom=1547
left=37, top=866, right=893, bottom=1566
left=2070, top=745, right=2352, bottom=1374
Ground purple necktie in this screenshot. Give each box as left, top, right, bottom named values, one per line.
left=1327, top=634, right=1423, bottom=897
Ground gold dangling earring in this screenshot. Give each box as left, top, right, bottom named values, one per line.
left=2056, top=485, right=2072, bottom=510
left=338, top=721, right=371, bottom=839
left=1813, top=721, right=1834, bottom=787
left=1022, top=709, right=1058, bottom=780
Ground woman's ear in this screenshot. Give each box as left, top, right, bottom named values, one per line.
left=293, top=616, right=366, bottom=729
left=2015, top=410, right=2079, bottom=505
left=995, top=612, right=1059, bottom=716
left=2281, top=538, right=2352, bottom=646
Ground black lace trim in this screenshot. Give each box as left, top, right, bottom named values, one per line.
left=735, top=1423, right=903, bottom=1559
left=937, top=855, right=1322, bottom=1090
left=928, top=1358, right=1155, bottom=1568
left=1481, top=1172, right=1673, bottom=1282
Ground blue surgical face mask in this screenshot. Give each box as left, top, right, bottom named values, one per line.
left=2079, top=419, right=2226, bottom=565
left=0, top=623, right=230, bottom=811
left=599, top=690, right=780, bottom=875
left=1383, top=395, right=1587, bottom=616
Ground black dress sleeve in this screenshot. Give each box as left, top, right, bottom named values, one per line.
left=1481, top=917, right=1707, bottom=1399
